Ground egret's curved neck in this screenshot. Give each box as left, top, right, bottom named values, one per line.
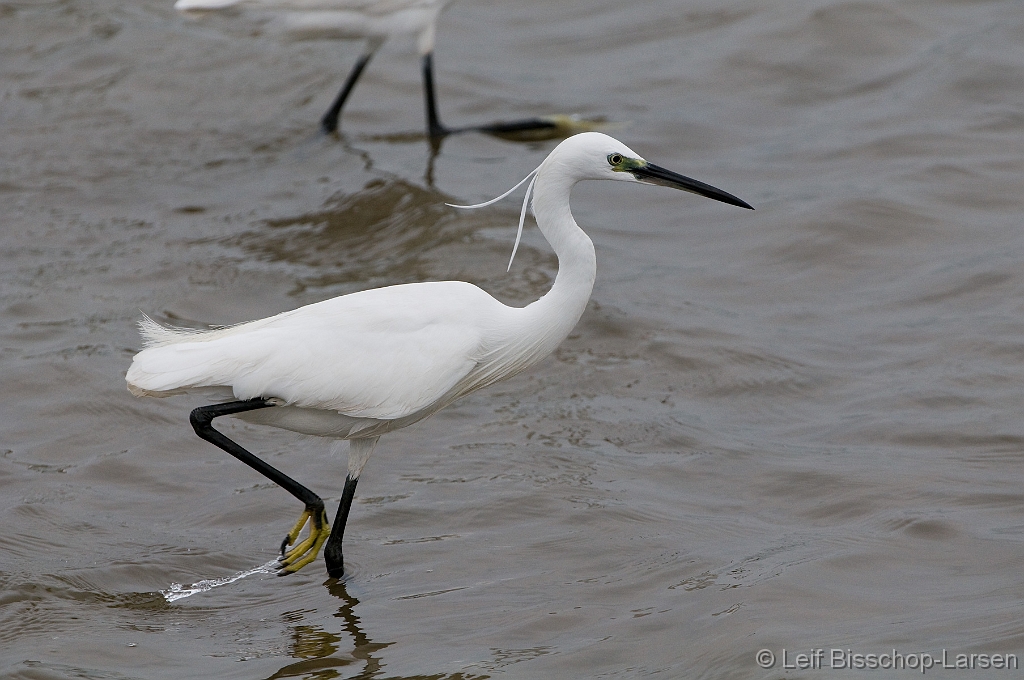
left=524, top=161, right=596, bottom=342
left=446, top=157, right=598, bottom=400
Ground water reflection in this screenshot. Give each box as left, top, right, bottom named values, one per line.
left=265, top=579, right=488, bottom=680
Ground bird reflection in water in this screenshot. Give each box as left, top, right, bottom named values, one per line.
left=264, top=580, right=487, bottom=680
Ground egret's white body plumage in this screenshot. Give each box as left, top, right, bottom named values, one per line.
left=129, top=277, right=577, bottom=441
left=126, top=132, right=751, bottom=576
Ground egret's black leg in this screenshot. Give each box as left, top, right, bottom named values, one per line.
left=190, top=399, right=323, bottom=514
left=324, top=475, right=359, bottom=579
left=190, top=399, right=329, bottom=574
left=321, top=51, right=375, bottom=134
left=422, top=52, right=449, bottom=139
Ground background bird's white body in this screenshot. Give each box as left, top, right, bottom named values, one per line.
left=174, top=0, right=447, bottom=54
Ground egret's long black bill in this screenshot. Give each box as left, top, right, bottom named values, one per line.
left=632, top=163, right=753, bottom=210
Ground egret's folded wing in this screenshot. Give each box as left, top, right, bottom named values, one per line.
left=127, top=282, right=497, bottom=421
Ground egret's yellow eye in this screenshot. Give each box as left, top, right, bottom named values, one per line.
left=607, top=153, right=623, bottom=166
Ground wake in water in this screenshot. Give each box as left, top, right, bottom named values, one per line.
left=161, top=559, right=280, bottom=602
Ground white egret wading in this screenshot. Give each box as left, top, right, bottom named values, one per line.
left=173, top=0, right=566, bottom=138
left=126, top=132, right=753, bottom=578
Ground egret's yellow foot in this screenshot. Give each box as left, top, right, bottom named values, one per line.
left=276, top=507, right=329, bottom=575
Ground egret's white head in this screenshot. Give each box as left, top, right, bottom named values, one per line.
left=548, top=132, right=753, bottom=209
left=543, top=132, right=644, bottom=182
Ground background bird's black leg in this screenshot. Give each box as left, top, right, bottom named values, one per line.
left=422, top=52, right=449, bottom=139
left=324, top=475, right=359, bottom=579
left=321, top=51, right=375, bottom=134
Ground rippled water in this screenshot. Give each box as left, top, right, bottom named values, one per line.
left=3, top=0, right=1024, bottom=677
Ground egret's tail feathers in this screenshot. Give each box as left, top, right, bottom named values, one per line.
left=137, top=313, right=210, bottom=348
left=127, top=338, right=239, bottom=398
left=128, top=314, right=253, bottom=397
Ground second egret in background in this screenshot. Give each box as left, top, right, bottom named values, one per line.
left=174, top=0, right=582, bottom=138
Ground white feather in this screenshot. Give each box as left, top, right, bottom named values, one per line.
left=446, top=165, right=542, bottom=272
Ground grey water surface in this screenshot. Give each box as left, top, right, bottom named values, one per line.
left=3, top=0, right=1024, bottom=677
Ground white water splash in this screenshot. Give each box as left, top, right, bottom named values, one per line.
left=161, top=559, right=280, bottom=602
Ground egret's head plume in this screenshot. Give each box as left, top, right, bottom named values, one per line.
left=446, top=164, right=540, bottom=271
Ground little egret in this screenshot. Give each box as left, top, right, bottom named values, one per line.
left=173, top=0, right=575, bottom=138
left=126, top=132, right=753, bottom=578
